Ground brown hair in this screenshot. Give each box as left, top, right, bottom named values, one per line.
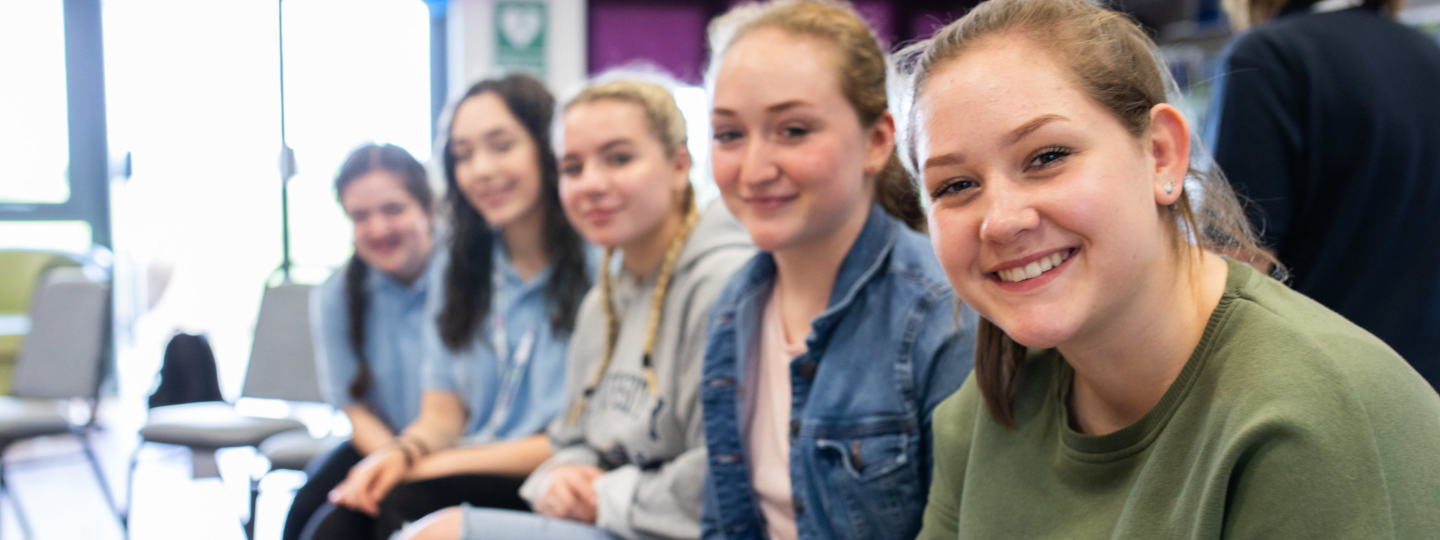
left=896, top=0, right=1284, bottom=428
left=707, top=0, right=925, bottom=231
left=1223, top=0, right=1405, bottom=30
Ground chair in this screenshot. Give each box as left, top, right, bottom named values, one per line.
left=124, top=283, right=321, bottom=538
left=0, top=268, right=118, bottom=539
left=0, top=250, right=81, bottom=395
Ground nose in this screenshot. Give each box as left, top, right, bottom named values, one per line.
left=355, top=215, right=388, bottom=241
left=573, top=159, right=610, bottom=197
left=979, top=178, right=1039, bottom=244
left=737, top=138, right=780, bottom=188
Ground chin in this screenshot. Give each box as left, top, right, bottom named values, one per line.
left=992, top=319, right=1074, bottom=350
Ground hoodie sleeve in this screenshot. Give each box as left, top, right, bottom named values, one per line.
left=594, top=248, right=752, bottom=540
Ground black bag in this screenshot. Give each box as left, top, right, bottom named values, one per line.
left=148, top=333, right=225, bottom=408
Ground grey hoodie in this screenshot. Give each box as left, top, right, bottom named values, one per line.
left=519, top=200, right=756, bottom=540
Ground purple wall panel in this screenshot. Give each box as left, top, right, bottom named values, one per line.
left=588, top=2, right=709, bottom=84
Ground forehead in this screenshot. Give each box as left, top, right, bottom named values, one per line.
left=916, top=38, right=1097, bottom=146
left=712, top=28, right=844, bottom=112
left=563, top=99, right=651, bottom=148
left=342, top=170, right=410, bottom=205
left=452, top=92, right=522, bottom=137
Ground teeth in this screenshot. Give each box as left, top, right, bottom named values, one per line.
left=998, top=250, right=1072, bottom=283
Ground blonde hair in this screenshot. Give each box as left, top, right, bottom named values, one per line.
left=894, top=0, right=1283, bottom=428
left=558, top=73, right=702, bottom=424
left=706, top=0, right=925, bottom=231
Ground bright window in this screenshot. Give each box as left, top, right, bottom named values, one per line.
left=0, top=1, right=71, bottom=204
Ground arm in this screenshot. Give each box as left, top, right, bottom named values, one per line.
left=1204, top=33, right=1303, bottom=254
left=405, top=433, right=553, bottom=480
left=343, top=405, right=395, bottom=456
left=332, top=389, right=467, bottom=515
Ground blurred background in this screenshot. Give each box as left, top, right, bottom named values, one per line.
left=1, top=0, right=1438, bottom=538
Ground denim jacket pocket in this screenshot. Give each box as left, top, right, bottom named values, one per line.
left=809, top=431, right=925, bottom=540
left=815, top=432, right=911, bottom=482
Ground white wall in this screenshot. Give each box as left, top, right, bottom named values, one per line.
left=446, top=0, right=587, bottom=102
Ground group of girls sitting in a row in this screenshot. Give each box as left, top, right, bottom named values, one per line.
left=285, top=1, right=1440, bottom=539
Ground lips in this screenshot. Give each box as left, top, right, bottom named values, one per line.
left=986, top=247, right=1077, bottom=291
left=475, top=183, right=515, bottom=209
left=742, top=194, right=798, bottom=212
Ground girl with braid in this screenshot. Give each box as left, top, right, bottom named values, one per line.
left=286, top=143, right=439, bottom=540
left=400, top=75, right=754, bottom=540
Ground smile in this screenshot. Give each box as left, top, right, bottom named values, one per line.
left=995, top=248, right=1073, bottom=283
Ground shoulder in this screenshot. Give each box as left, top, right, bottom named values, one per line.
left=884, top=225, right=955, bottom=304
left=933, top=375, right=982, bottom=452
left=1204, top=264, right=1440, bottom=434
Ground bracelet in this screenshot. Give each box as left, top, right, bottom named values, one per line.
left=403, top=435, right=432, bottom=457
left=386, top=439, right=416, bottom=468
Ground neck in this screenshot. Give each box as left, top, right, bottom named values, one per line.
left=770, top=203, right=870, bottom=346
left=620, top=209, right=685, bottom=281
left=501, top=207, right=551, bottom=281
left=1061, top=250, right=1229, bottom=436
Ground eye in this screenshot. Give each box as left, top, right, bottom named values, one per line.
left=605, top=152, right=634, bottom=167
left=930, top=178, right=979, bottom=200
left=779, top=125, right=809, bottom=140
left=713, top=129, right=742, bottom=144
left=489, top=138, right=515, bottom=153
left=1026, top=146, right=1072, bottom=171
left=349, top=210, right=369, bottom=222
left=380, top=203, right=406, bottom=216
left=560, top=162, right=582, bottom=178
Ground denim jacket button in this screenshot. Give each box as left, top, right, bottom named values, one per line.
left=706, top=377, right=735, bottom=388
left=789, top=419, right=800, bottom=437
left=715, top=454, right=741, bottom=464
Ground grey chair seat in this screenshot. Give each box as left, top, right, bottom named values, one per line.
left=141, top=402, right=306, bottom=449
left=0, top=397, right=71, bottom=442
left=259, top=431, right=344, bottom=471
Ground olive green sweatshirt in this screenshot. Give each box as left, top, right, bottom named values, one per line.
left=919, top=258, right=1440, bottom=539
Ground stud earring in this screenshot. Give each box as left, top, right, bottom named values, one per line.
left=1164, top=181, right=1175, bottom=195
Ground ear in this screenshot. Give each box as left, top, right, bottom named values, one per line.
left=864, top=111, right=898, bottom=177
left=671, top=145, right=694, bottom=194
left=1148, top=104, right=1191, bottom=206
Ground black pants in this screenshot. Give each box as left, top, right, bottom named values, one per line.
left=283, top=441, right=363, bottom=540
left=299, top=472, right=529, bottom=540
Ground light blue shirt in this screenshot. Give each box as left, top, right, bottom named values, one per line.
left=311, top=249, right=441, bottom=431
left=421, top=240, right=588, bottom=443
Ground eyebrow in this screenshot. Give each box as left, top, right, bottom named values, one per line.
left=711, top=99, right=814, bottom=118
left=1007, top=114, right=1067, bottom=146
left=598, top=139, right=634, bottom=153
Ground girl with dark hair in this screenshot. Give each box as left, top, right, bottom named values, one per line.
left=302, top=74, right=592, bottom=540
left=283, top=143, right=439, bottom=540
left=697, top=3, right=976, bottom=540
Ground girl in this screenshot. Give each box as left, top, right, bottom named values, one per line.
left=303, top=74, right=592, bottom=540
left=699, top=3, right=976, bottom=540
left=285, top=143, right=440, bottom=540
left=400, top=75, right=755, bottom=540
left=902, top=0, right=1440, bottom=537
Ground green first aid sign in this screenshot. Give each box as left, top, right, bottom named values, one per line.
left=495, top=1, right=546, bottom=79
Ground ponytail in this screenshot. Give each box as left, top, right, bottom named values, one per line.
left=874, top=153, right=925, bottom=232
left=343, top=256, right=375, bottom=402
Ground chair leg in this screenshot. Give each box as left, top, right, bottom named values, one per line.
left=78, top=429, right=121, bottom=521
left=0, top=449, right=35, bottom=540
left=121, top=442, right=142, bottom=539
left=244, top=474, right=259, bottom=540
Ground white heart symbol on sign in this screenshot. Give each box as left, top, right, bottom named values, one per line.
left=501, top=6, right=543, bottom=49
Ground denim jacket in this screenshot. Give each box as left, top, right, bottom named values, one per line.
left=700, top=205, right=977, bottom=540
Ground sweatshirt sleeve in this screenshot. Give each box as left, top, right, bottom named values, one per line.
left=594, top=255, right=746, bottom=540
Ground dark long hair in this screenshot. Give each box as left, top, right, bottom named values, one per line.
left=335, top=143, right=435, bottom=403
left=438, top=74, right=590, bottom=351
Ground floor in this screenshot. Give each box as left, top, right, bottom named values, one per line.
left=0, top=398, right=313, bottom=540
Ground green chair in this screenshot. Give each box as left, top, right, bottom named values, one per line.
left=0, top=251, right=82, bottom=395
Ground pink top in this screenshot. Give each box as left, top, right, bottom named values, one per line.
left=742, top=291, right=807, bottom=540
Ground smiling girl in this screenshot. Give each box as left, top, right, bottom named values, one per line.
left=698, top=3, right=976, bottom=540
left=284, top=144, right=440, bottom=540
left=302, top=75, right=592, bottom=540
left=901, top=0, right=1440, bottom=537
left=398, top=75, right=754, bottom=540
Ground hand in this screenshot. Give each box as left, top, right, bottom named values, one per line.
left=329, top=446, right=411, bottom=516
left=535, top=465, right=604, bottom=524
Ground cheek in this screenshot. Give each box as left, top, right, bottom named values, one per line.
left=928, top=209, right=981, bottom=277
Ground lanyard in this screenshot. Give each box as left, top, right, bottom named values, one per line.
left=474, top=271, right=538, bottom=441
